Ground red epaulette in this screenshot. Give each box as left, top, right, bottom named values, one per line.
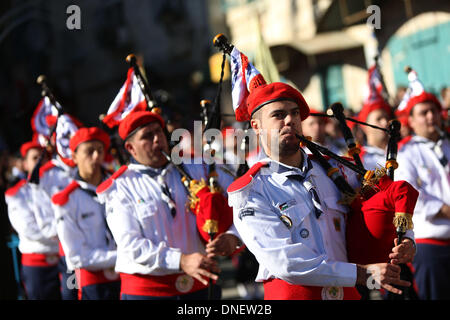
left=5, top=179, right=27, bottom=197
left=39, top=161, right=56, bottom=178
left=227, top=162, right=268, bottom=193
left=397, top=135, right=412, bottom=151
left=52, top=181, right=80, bottom=206
left=96, top=165, right=128, bottom=194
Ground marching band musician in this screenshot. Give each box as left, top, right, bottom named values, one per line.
left=358, top=99, right=392, bottom=170
left=224, top=43, right=416, bottom=300
left=5, top=141, right=61, bottom=299
left=37, top=115, right=82, bottom=300
left=96, top=111, right=240, bottom=300
left=228, top=83, right=415, bottom=300
left=396, top=89, right=450, bottom=300
left=51, top=127, right=120, bottom=300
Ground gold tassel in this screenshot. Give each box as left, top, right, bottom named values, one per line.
left=202, top=219, right=219, bottom=235
left=361, top=166, right=387, bottom=191
left=187, top=179, right=208, bottom=210
left=189, top=178, right=207, bottom=195
left=393, top=212, right=414, bottom=233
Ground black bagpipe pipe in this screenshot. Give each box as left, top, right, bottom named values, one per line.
left=124, top=54, right=192, bottom=191
left=328, top=102, right=364, bottom=169
left=213, top=33, right=250, bottom=179
left=295, top=134, right=361, bottom=198
left=386, top=119, right=401, bottom=180
left=296, top=133, right=417, bottom=265
left=125, top=54, right=160, bottom=114
left=374, top=54, right=390, bottom=103
left=98, top=53, right=161, bottom=167
left=28, top=75, right=64, bottom=184
left=200, top=99, right=222, bottom=192
left=125, top=53, right=233, bottom=247
left=310, top=108, right=401, bottom=182
left=306, top=108, right=407, bottom=242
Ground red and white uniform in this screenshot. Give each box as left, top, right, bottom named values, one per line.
left=360, top=145, right=386, bottom=171
left=5, top=180, right=59, bottom=261
left=396, top=135, right=450, bottom=240
left=52, top=179, right=117, bottom=272
left=227, top=151, right=362, bottom=300
left=39, top=156, right=76, bottom=198
left=96, top=162, right=236, bottom=297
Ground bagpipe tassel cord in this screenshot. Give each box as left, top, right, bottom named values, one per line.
left=393, top=212, right=414, bottom=234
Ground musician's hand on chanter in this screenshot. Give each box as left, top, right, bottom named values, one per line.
left=180, top=253, right=220, bottom=286
left=389, top=238, right=416, bottom=265
left=357, top=263, right=411, bottom=295
left=205, top=233, right=241, bottom=258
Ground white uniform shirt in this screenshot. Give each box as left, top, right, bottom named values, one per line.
left=396, top=135, right=450, bottom=239
left=40, top=157, right=76, bottom=197
left=361, top=145, right=386, bottom=171
left=97, top=161, right=235, bottom=276
left=52, top=176, right=117, bottom=272
left=6, top=181, right=59, bottom=254
left=228, top=152, right=360, bottom=287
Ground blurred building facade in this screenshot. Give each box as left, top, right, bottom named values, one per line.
left=1, top=0, right=449, bottom=152
left=213, top=0, right=450, bottom=113
left=0, top=0, right=218, bottom=152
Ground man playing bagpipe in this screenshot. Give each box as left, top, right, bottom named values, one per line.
left=95, top=110, right=241, bottom=300
left=216, top=34, right=419, bottom=300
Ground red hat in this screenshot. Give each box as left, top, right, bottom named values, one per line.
left=396, top=68, right=442, bottom=117
left=246, top=82, right=310, bottom=120
left=118, top=111, right=165, bottom=140
left=69, top=127, right=111, bottom=153
left=358, top=99, right=392, bottom=123
left=20, top=141, right=43, bottom=158
left=401, top=91, right=442, bottom=116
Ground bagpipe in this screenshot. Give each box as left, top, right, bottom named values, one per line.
left=213, top=33, right=251, bottom=178
left=28, top=75, right=65, bottom=184
left=212, top=32, right=418, bottom=266
left=115, top=53, right=233, bottom=245
left=303, top=101, right=418, bottom=265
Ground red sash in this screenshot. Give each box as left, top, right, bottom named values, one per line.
left=58, top=241, right=65, bottom=257
left=119, top=272, right=209, bottom=297
left=416, top=238, right=450, bottom=246
left=263, top=278, right=361, bottom=300
left=21, top=253, right=59, bottom=267
left=75, top=269, right=120, bottom=288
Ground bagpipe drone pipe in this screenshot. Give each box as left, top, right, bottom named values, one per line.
left=118, top=53, right=233, bottom=245
left=297, top=106, right=419, bottom=266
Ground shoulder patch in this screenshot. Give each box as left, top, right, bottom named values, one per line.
left=52, top=181, right=80, bottom=206
left=398, top=135, right=413, bottom=151
left=96, top=165, right=128, bottom=194
left=39, top=161, right=56, bottom=178
left=227, top=162, right=268, bottom=193
left=5, top=179, right=27, bottom=197
left=238, top=208, right=255, bottom=220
